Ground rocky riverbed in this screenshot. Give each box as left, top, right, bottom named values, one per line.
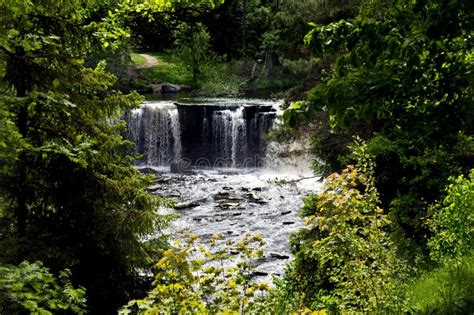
left=143, top=166, right=322, bottom=280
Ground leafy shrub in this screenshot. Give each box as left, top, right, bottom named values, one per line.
left=286, top=142, right=408, bottom=313
left=428, top=169, right=474, bottom=262
left=0, top=261, right=86, bottom=314
left=120, top=231, right=272, bottom=314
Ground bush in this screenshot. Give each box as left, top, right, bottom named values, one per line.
left=285, top=141, right=408, bottom=313
left=428, top=169, right=474, bottom=262
left=0, top=261, right=86, bottom=314
left=120, top=231, right=271, bottom=314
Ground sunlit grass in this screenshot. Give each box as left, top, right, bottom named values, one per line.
left=406, top=252, right=474, bottom=314
left=130, top=53, right=147, bottom=66
left=140, top=52, right=193, bottom=85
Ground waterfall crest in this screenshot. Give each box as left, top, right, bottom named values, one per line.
left=125, top=99, right=278, bottom=168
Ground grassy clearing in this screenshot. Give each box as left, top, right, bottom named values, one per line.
left=130, top=52, right=302, bottom=97
left=405, top=252, right=474, bottom=314
left=140, top=52, right=193, bottom=85
left=130, top=53, right=147, bottom=66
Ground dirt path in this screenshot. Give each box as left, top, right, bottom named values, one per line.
left=136, top=53, right=158, bottom=69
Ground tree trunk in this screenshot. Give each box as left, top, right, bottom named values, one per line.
left=7, top=50, right=30, bottom=237
left=242, top=0, right=247, bottom=57
left=16, top=89, right=28, bottom=237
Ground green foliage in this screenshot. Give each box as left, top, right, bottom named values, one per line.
left=0, top=0, right=175, bottom=313
left=405, top=251, right=474, bottom=314
left=0, top=261, right=86, bottom=314
left=138, top=52, right=246, bottom=95
left=196, top=61, right=243, bottom=96
left=285, top=0, right=474, bottom=247
left=120, top=231, right=272, bottom=314
left=428, top=169, right=474, bottom=263
left=141, top=52, right=194, bottom=85
left=287, top=143, right=407, bottom=312
left=172, top=22, right=212, bottom=81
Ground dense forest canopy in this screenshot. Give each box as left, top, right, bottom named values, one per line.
left=0, top=0, right=473, bottom=314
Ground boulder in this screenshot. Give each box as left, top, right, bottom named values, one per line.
left=138, top=167, right=160, bottom=175
left=246, top=192, right=268, bottom=204
left=146, top=184, right=161, bottom=192
left=213, top=191, right=237, bottom=200
left=269, top=252, right=290, bottom=260
left=252, top=271, right=269, bottom=277
left=217, top=202, right=240, bottom=209
left=160, top=83, right=180, bottom=94
left=174, top=198, right=207, bottom=210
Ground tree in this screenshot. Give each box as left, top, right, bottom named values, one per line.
left=285, top=0, right=474, bottom=248
left=286, top=142, right=407, bottom=312
left=0, top=1, right=173, bottom=313
left=428, top=169, right=474, bottom=263
left=172, top=22, right=212, bottom=81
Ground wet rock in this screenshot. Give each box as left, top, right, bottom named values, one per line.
left=240, top=187, right=249, bottom=192
left=282, top=221, right=295, bottom=225
left=246, top=192, right=268, bottom=204
left=252, top=271, right=269, bottom=277
left=155, top=177, right=173, bottom=184
left=217, top=202, right=240, bottom=209
left=174, top=201, right=199, bottom=210
left=170, top=161, right=193, bottom=174
left=252, top=187, right=263, bottom=191
left=214, top=191, right=243, bottom=202
left=146, top=184, right=161, bottom=192
left=214, top=191, right=233, bottom=200
left=269, top=252, right=290, bottom=260
left=231, top=212, right=242, bottom=216
left=281, top=211, right=291, bottom=215
left=222, top=186, right=233, bottom=190
left=174, top=198, right=207, bottom=210
left=139, top=167, right=160, bottom=175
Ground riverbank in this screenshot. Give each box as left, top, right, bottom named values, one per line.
left=127, top=52, right=315, bottom=100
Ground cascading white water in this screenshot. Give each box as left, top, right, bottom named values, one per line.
left=211, top=108, right=246, bottom=167
left=231, top=107, right=246, bottom=167
left=127, top=109, right=142, bottom=145
left=127, top=102, right=183, bottom=166
left=169, top=108, right=182, bottom=160
left=126, top=99, right=278, bottom=168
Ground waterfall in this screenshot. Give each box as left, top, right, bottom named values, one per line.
left=231, top=107, right=246, bottom=167
left=211, top=107, right=246, bottom=166
left=125, top=99, right=278, bottom=169
left=169, top=108, right=182, bottom=160
left=126, top=102, right=182, bottom=166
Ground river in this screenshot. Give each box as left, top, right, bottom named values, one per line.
left=126, top=97, right=322, bottom=280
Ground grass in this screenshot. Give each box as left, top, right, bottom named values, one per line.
left=130, top=53, right=147, bottom=66
left=130, top=51, right=303, bottom=97
left=140, top=52, right=193, bottom=85
left=405, top=252, right=474, bottom=314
